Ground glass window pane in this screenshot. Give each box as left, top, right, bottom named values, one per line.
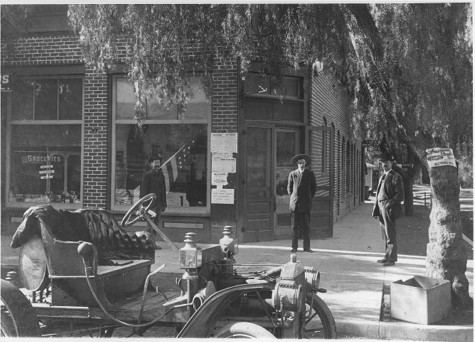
left=9, top=125, right=81, bottom=204
left=116, top=78, right=136, bottom=120
left=115, top=124, right=208, bottom=211
left=277, top=131, right=297, bottom=167
left=275, top=130, right=299, bottom=214
left=244, top=73, right=270, bottom=95
left=35, top=79, right=58, bottom=120
left=59, top=78, right=82, bottom=120
left=184, top=76, right=211, bottom=119
left=12, top=79, right=34, bottom=120
left=274, top=102, right=304, bottom=121
left=246, top=127, right=271, bottom=188
left=271, top=76, right=303, bottom=98
left=147, top=99, right=178, bottom=119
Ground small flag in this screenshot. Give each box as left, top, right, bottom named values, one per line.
left=160, top=132, right=202, bottom=193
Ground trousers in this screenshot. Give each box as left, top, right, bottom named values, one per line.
left=291, top=211, right=311, bottom=250
left=377, top=201, right=398, bottom=262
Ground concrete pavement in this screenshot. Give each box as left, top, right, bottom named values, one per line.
left=1, top=198, right=473, bottom=340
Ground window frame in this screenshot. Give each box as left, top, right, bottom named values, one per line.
left=243, top=72, right=305, bottom=101
left=5, top=75, right=84, bottom=209
left=111, top=75, right=212, bottom=215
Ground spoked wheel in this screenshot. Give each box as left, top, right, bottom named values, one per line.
left=214, top=322, right=276, bottom=338
left=121, top=193, right=156, bottom=228
left=1, top=279, right=40, bottom=337
left=303, top=293, right=337, bottom=339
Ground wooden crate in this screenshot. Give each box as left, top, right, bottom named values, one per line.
left=390, top=275, right=451, bottom=325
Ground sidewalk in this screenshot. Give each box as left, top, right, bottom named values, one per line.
left=1, top=200, right=473, bottom=341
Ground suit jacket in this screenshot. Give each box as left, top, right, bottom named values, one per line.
left=287, top=168, right=317, bottom=212
left=140, top=169, right=167, bottom=213
left=372, top=169, right=404, bottom=219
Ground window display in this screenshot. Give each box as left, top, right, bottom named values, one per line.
left=114, top=125, right=208, bottom=211
left=113, top=76, right=210, bottom=213
left=7, top=77, right=83, bottom=206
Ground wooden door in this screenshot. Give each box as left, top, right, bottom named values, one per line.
left=241, top=124, right=274, bottom=242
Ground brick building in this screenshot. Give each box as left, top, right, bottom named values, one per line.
left=1, top=5, right=364, bottom=243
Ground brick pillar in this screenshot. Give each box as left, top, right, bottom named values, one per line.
left=82, top=68, right=109, bottom=208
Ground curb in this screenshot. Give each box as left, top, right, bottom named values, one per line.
left=337, top=318, right=474, bottom=341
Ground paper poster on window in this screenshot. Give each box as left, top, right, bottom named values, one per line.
left=212, top=154, right=236, bottom=173
left=212, top=172, right=228, bottom=186
left=211, top=188, right=235, bottom=204
left=211, top=133, right=238, bottom=153
left=426, top=148, right=457, bottom=169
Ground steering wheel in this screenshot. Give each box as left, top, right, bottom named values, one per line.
left=121, top=193, right=157, bottom=228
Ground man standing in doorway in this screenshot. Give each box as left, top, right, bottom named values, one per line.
left=140, top=154, right=167, bottom=249
left=288, top=154, right=317, bottom=253
left=372, top=153, right=404, bottom=266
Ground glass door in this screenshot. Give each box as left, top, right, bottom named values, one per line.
left=275, top=129, right=301, bottom=236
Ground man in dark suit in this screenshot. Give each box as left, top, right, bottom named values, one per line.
left=140, top=154, right=167, bottom=249
left=372, top=153, right=404, bottom=266
left=288, top=154, right=317, bottom=253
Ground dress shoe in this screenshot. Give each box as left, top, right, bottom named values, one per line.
left=377, top=259, right=387, bottom=263
left=304, top=249, right=313, bottom=253
left=291, top=249, right=297, bottom=253
left=383, top=261, right=395, bottom=266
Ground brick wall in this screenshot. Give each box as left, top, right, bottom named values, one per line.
left=82, top=67, right=109, bottom=208
left=311, top=70, right=362, bottom=221
left=211, top=55, right=238, bottom=133
left=1, top=35, right=82, bottom=65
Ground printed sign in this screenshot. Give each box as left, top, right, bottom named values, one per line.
left=211, top=133, right=238, bottom=153
left=426, top=148, right=456, bottom=169
left=211, top=189, right=234, bottom=204
left=212, top=154, right=236, bottom=173
left=212, top=172, right=228, bottom=186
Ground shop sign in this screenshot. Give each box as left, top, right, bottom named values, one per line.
left=21, top=154, right=63, bottom=164
left=1, top=74, right=11, bottom=92
left=426, top=148, right=456, bottom=169
left=39, top=170, right=55, bottom=174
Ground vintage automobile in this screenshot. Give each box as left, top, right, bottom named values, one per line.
left=1, top=194, right=336, bottom=338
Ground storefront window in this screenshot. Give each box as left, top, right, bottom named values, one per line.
left=7, top=77, right=83, bottom=206
left=113, top=76, right=210, bottom=213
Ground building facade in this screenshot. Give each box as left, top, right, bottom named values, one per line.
left=1, top=5, right=364, bottom=244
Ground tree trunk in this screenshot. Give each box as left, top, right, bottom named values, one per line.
left=426, top=165, right=472, bottom=308
left=392, top=163, right=414, bottom=216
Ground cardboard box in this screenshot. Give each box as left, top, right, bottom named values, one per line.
left=390, top=275, right=451, bottom=325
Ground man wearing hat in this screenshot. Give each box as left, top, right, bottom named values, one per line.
left=288, top=154, right=317, bottom=253
left=372, top=153, right=404, bottom=266
left=140, top=154, right=167, bottom=249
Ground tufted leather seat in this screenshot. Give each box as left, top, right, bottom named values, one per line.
left=12, top=205, right=154, bottom=265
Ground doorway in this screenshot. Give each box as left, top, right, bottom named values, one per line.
left=241, top=123, right=301, bottom=242
left=240, top=123, right=334, bottom=242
